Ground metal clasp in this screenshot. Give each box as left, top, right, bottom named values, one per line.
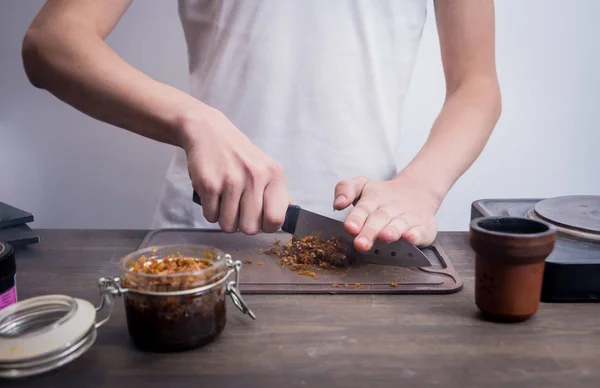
left=225, top=255, right=256, bottom=320
left=94, top=277, right=125, bottom=329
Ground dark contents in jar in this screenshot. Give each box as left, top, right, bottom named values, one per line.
left=122, top=251, right=227, bottom=352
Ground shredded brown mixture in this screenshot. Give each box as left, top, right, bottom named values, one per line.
left=299, top=269, right=319, bottom=279
left=124, top=250, right=220, bottom=292
left=131, top=251, right=213, bottom=275
left=266, top=236, right=351, bottom=265
left=244, top=258, right=253, bottom=264
left=261, top=235, right=353, bottom=279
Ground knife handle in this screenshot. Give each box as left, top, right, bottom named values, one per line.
left=192, top=190, right=202, bottom=206
left=281, top=204, right=299, bottom=234
left=192, top=191, right=299, bottom=233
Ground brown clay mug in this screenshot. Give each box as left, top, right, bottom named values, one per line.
left=469, top=216, right=557, bottom=322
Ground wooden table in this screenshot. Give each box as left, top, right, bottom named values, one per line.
left=3, top=230, right=600, bottom=388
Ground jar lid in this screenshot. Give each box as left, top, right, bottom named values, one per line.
left=0, top=242, right=16, bottom=278
left=0, top=295, right=97, bottom=379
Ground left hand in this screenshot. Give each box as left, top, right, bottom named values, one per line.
left=333, top=174, right=441, bottom=251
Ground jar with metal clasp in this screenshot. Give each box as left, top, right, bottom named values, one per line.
left=0, top=244, right=255, bottom=379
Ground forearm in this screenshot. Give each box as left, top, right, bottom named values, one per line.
left=397, top=76, right=501, bottom=205
left=22, top=19, right=206, bottom=149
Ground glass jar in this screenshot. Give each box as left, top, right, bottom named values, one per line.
left=0, top=244, right=254, bottom=379
left=119, top=245, right=231, bottom=352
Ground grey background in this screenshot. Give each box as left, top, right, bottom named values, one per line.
left=1, top=0, right=598, bottom=231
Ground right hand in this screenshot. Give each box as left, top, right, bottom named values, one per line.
left=181, top=107, right=289, bottom=234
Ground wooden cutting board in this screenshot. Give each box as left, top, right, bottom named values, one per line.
left=138, top=229, right=463, bottom=294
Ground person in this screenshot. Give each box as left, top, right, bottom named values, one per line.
left=21, top=0, right=501, bottom=253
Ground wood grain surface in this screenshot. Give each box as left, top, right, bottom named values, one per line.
left=3, top=229, right=599, bottom=388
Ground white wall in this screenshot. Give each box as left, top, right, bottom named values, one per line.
left=1, top=1, right=598, bottom=231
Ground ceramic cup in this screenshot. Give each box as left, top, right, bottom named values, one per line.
left=469, top=216, right=556, bottom=322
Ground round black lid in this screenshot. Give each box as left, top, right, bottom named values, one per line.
left=0, top=241, right=16, bottom=277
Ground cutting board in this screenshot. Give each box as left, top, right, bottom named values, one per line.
left=138, top=229, right=463, bottom=294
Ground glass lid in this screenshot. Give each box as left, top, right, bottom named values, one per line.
left=0, top=295, right=97, bottom=379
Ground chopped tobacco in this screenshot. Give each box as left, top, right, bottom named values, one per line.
left=298, top=269, right=318, bottom=279
left=244, top=258, right=253, bottom=264
left=130, top=252, right=212, bottom=276
left=265, top=235, right=352, bottom=266
left=390, top=282, right=398, bottom=288
left=262, top=235, right=353, bottom=279
left=125, top=252, right=220, bottom=291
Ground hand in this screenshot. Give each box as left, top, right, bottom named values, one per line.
left=333, top=174, right=441, bottom=251
left=182, top=107, right=289, bottom=234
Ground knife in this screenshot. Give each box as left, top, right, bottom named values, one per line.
left=192, top=191, right=431, bottom=268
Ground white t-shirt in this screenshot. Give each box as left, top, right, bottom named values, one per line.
left=152, top=0, right=428, bottom=229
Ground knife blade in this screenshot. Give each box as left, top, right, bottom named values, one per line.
left=192, top=191, right=430, bottom=268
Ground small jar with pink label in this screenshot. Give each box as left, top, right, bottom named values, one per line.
left=0, top=241, right=17, bottom=310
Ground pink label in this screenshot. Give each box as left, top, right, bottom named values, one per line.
left=0, top=286, right=17, bottom=310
